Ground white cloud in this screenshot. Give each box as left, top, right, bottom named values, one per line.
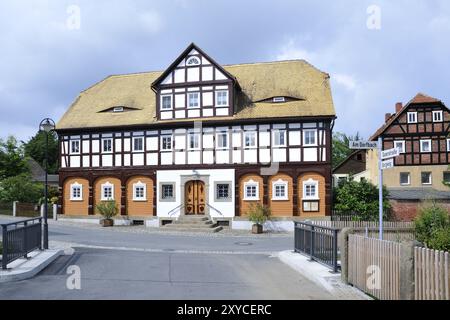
left=333, top=73, right=357, bottom=91
left=138, top=11, right=163, bottom=34
left=276, top=39, right=316, bottom=62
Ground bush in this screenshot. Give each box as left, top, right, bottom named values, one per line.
left=428, top=227, right=450, bottom=252
left=334, top=179, right=391, bottom=221
left=0, top=174, right=43, bottom=203
left=247, top=203, right=271, bottom=225
left=95, top=200, right=118, bottom=219
left=414, top=203, right=450, bottom=250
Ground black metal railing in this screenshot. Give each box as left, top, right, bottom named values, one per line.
left=1, top=217, right=42, bottom=270
left=294, top=221, right=339, bottom=272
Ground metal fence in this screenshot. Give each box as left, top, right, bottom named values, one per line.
left=1, top=217, right=42, bottom=270
left=294, top=221, right=339, bottom=272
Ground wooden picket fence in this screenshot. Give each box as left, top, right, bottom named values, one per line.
left=414, top=247, right=450, bottom=300
left=311, top=220, right=414, bottom=230
left=348, top=234, right=401, bottom=300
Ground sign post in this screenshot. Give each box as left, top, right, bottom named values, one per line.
left=350, top=139, right=401, bottom=240
left=378, top=137, right=383, bottom=240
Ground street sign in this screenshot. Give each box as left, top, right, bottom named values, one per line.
left=381, top=147, right=400, bottom=160
left=381, top=158, right=394, bottom=170
left=349, top=141, right=378, bottom=149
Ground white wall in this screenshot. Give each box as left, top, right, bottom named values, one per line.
left=156, top=169, right=235, bottom=219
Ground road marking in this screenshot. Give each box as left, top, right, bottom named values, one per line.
left=50, top=241, right=278, bottom=256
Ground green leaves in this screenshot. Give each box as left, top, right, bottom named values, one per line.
left=0, top=174, right=43, bottom=203
left=414, top=203, right=450, bottom=250
left=332, top=132, right=363, bottom=169
left=334, top=179, right=391, bottom=221
left=95, top=200, right=119, bottom=219
left=23, top=130, right=58, bottom=174
left=246, top=203, right=271, bottom=225
left=0, top=136, right=30, bottom=180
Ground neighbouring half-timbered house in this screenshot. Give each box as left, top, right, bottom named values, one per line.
left=55, top=43, right=336, bottom=227
left=363, top=93, right=450, bottom=220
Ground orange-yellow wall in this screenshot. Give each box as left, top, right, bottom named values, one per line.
left=126, top=176, right=153, bottom=216
left=63, top=177, right=89, bottom=216
left=94, top=177, right=121, bottom=215
left=298, top=173, right=326, bottom=217
left=239, top=174, right=264, bottom=216
left=269, top=174, right=293, bottom=217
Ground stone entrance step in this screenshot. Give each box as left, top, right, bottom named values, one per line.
left=162, top=215, right=222, bottom=233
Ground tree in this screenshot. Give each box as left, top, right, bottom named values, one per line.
left=0, top=174, right=43, bottom=203
left=414, top=203, right=450, bottom=251
left=23, top=130, right=58, bottom=174
left=332, top=132, right=363, bottom=169
left=334, top=179, right=391, bottom=221
left=0, top=136, right=30, bottom=179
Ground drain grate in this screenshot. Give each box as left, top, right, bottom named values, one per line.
left=234, top=242, right=253, bottom=246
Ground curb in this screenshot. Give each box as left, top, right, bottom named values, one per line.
left=0, top=249, right=63, bottom=283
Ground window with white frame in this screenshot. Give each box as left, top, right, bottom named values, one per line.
left=216, top=132, right=228, bottom=149
left=303, top=129, right=317, bottom=146
left=243, top=180, right=259, bottom=200
left=188, top=133, right=200, bottom=150
left=394, top=140, right=405, bottom=154
left=101, top=182, right=114, bottom=200
left=161, top=95, right=173, bottom=110
left=70, top=183, right=83, bottom=201
left=303, top=179, right=319, bottom=199
left=188, top=92, right=200, bottom=108
left=216, top=90, right=229, bottom=107
left=133, top=137, right=144, bottom=152
left=70, top=140, right=80, bottom=154
left=244, top=131, right=257, bottom=148
left=420, top=139, right=432, bottom=153
left=272, top=179, right=288, bottom=201
left=273, top=129, right=286, bottom=147
left=400, top=172, right=410, bottom=185
left=432, top=111, right=443, bottom=122
left=421, top=172, right=432, bottom=185
left=161, top=135, right=172, bottom=151
left=161, top=184, right=174, bottom=200
left=133, top=181, right=146, bottom=201
left=447, top=139, right=450, bottom=152
left=102, top=139, right=112, bottom=153
left=407, top=112, right=417, bottom=123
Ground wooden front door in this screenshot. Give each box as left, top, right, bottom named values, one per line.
left=185, top=180, right=206, bottom=215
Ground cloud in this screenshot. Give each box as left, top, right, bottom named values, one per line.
left=276, top=39, right=316, bottom=62
left=334, top=74, right=357, bottom=91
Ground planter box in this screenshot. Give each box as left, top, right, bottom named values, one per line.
left=100, top=219, right=114, bottom=227
left=252, top=224, right=263, bottom=234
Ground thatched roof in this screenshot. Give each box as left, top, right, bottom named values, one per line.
left=56, top=59, right=335, bottom=130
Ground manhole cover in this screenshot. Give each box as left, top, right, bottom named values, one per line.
left=234, top=242, right=253, bottom=246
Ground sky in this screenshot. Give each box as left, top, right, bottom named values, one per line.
left=1, top=0, right=450, bottom=142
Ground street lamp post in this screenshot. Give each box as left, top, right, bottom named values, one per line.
left=39, top=118, right=55, bottom=250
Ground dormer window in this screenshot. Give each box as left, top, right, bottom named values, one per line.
left=186, top=56, right=200, bottom=66
left=161, top=95, right=173, bottom=110
left=273, top=97, right=286, bottom=103
left=113, top=107, right=124, bottom=113
left=216, top=90, right=229, bottom=107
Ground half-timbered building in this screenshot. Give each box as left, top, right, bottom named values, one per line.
left=55, top=43, right=336, bottom=226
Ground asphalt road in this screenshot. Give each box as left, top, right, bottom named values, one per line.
left=0, top=220, right=333, bottom=300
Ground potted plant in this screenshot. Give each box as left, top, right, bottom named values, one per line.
left=247, top=203, right=271, bottom=234
left=96, top=200, right=118, bottom=227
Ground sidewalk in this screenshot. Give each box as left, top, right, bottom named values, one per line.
left=0, top=249, right=63, bottom=283
left=278, top=250, right=371, bottom=300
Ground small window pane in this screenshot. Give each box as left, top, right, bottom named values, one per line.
left=162, top=185, right=174, bottom=199
left=216, top=184, right=229, bottom=199
left=134, top=138, right=143, bottom=151
left=217, top=133, right=228, bottom=148
left=400, top=172, right=410, bottom=185
left=421, top=172, right=432, bottom=185
left=189, top=134, right=200, bottom=149
left=161, top=136, right=172, bottom=150
left=103, top=139, right=112, bottom=152
left=188, top=93, right=199, bottom=108
left=245, top=132, right=256, bottom=147
left=216, top=91, right=228, bottom=106
left=443, top=172, right=450, bottom=183
left=162, top=96, right=172, bottom=110
left=71, top=140, right=80, bottom=153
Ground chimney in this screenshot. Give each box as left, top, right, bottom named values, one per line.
left=385, top=113, right=392, bottom=122
left=395, top=102, right=403, bottom=113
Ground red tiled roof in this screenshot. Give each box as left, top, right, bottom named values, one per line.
left=370, top=92, right=445, bottom=140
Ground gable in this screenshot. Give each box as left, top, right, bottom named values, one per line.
left=153, top=43, right=237, bottom=88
